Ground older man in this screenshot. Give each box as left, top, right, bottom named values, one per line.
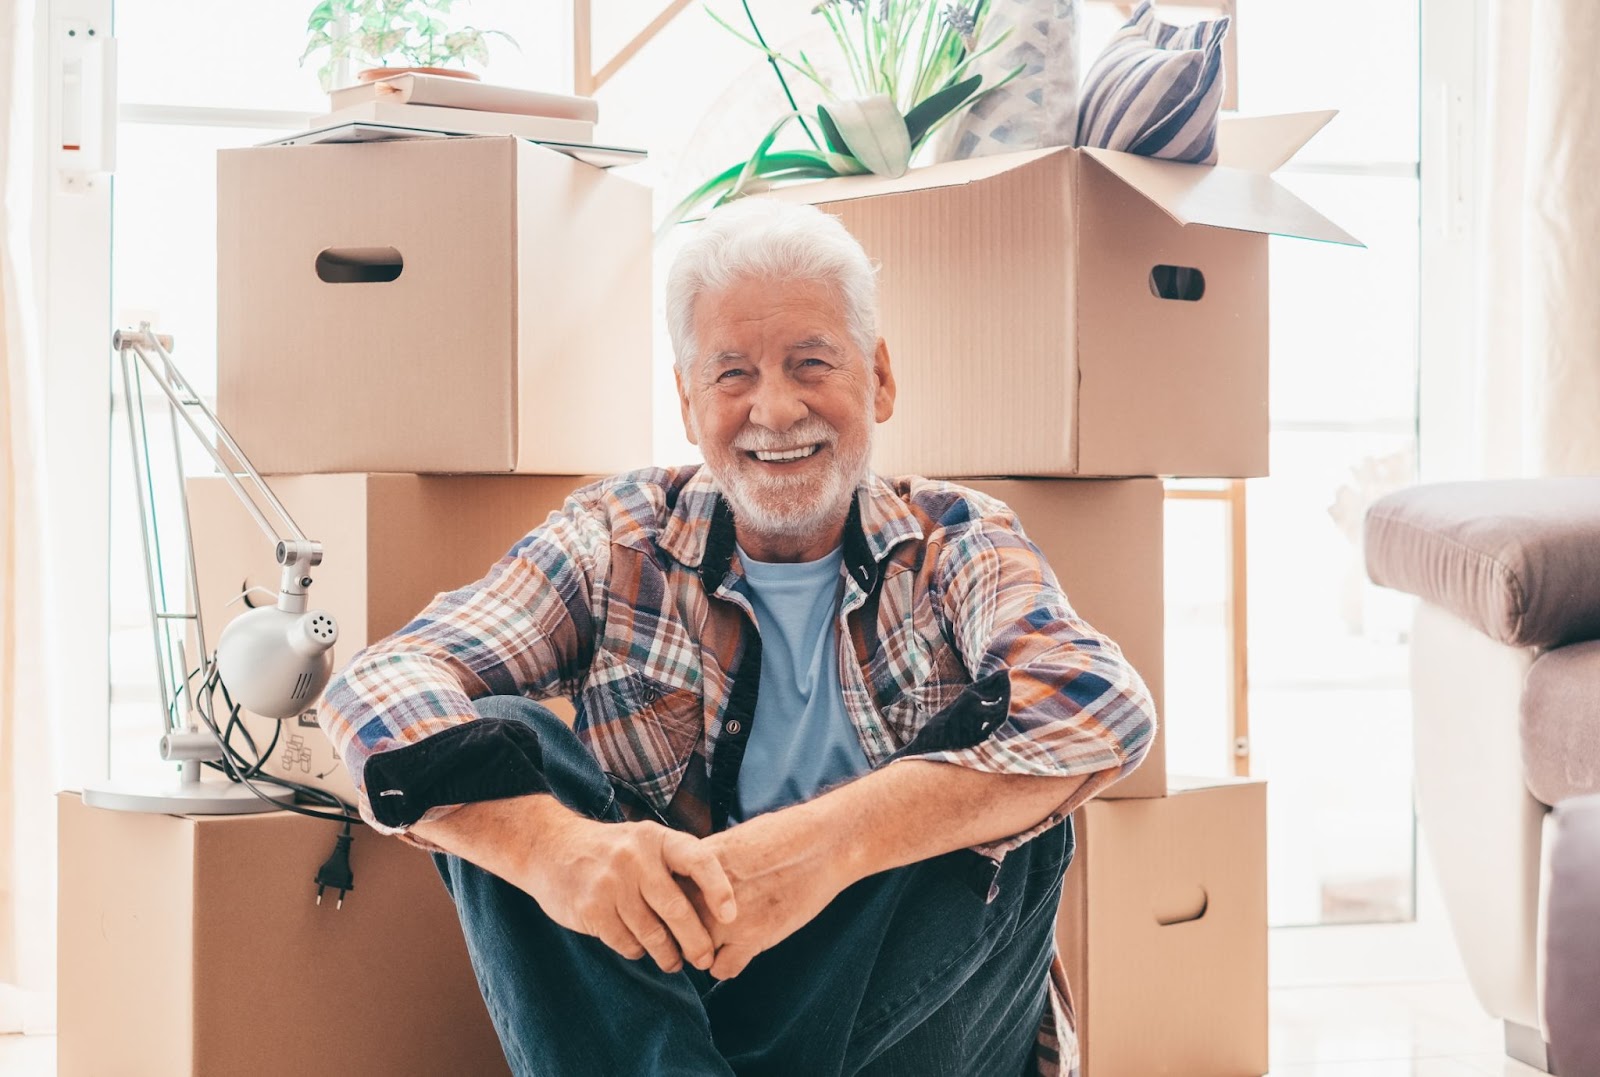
left=320, top=198, right=1155, bottom=1077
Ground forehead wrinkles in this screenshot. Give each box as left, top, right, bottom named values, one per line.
left=695, top=277, right=850, bottom=342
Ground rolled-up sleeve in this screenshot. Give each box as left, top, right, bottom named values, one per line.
left=911, top=508, right=1158, bottom=858
left=317, top=498, right=611, bottom=837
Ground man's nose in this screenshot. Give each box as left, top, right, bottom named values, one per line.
left=747, top=376, right=808, bottom=433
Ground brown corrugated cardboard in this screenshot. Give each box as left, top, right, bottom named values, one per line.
left=1057, top=776, right=1269, bottom=1077
left=217, top=136, right=651, bottom=475
left=762, top=112, right=1358, bottom=480
left=188, top=473, right=596, bottom=802
left=963, top=479, right=1165, bottom=799
left=57, top=791, right=509, bottom=1077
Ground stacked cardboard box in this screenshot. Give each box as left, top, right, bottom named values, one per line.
left=192, top=133, right=652, bottom=786
left=58, top=791, right=511, bottom=1077
left=57, top=136, right=653, bottom=1075
left=764, top=110, right=1356, bottom=1074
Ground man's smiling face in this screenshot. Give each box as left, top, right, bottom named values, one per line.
left=676, top=273, right=895, bottom=561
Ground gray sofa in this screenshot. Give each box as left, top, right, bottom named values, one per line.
left=1365, top=479, right=1600, bottom=1075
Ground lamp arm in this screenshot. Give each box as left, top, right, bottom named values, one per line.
left=114, top=325, right=324, bottom=611
left=88, top=323, right=340, bottom=814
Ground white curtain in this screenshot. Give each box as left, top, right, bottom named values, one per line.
left=1472, top=0, right=1600, bottom=476
left=1, top=0, right=60, bottom=1035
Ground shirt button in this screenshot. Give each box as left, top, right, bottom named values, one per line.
left=725, top=720, right=742, bottom=735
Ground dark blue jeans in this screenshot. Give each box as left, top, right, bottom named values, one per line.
left=432, top=696, right=1071, bottom=1077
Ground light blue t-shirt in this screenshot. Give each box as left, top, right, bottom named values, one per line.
left=729, top=545, right=871, bottom=823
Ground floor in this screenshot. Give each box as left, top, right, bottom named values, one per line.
left=0, top=979, right=1550, bottom=1076
left=1266, top=981, right=1546, bottom=1075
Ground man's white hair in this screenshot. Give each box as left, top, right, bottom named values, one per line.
left=664, top=198, right=880, bottom=374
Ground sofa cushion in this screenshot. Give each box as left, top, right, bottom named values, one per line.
left=1364, top=479, right=1600, bottom=648
left=1521, top=640, right=1600, bottom=805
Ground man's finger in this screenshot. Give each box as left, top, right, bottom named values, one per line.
left=710, top=943, right=757, bottom=982
left=592, top=910, right=648, bottom=963
left=618, top=894, right=684, bottom=974
left=640, top=868, right=716, bottom=970
left=661, top=832, right=738, bottom=923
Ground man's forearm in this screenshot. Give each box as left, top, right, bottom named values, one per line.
left=410, top=792, right=576, bottom=880
left=770, top=760, right=1087, bottom=889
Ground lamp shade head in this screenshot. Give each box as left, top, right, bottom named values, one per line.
left=216, top=605, right=339, bottom=719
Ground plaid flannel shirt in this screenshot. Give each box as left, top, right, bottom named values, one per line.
left=319, top=464, right=1157, bottom=1076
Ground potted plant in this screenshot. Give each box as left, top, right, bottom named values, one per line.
left=300, top=0, right=516, bottom=92
left=662, top=0, right=1022, bottom=234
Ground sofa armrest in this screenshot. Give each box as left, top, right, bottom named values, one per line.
left=1364, top=479, right=1600, bottom=648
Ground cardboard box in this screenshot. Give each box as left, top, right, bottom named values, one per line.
left=217, top=136, right=652, bottom=475
left=964, top=479, right=1165, bottom=799
left=1057, top=776, right=1269, bottom=1077
left=188, top=473, right=596, bottom=802
left=766, top=113, right=1358, bottom=480
left=57, top=791, right=509, bottom=1077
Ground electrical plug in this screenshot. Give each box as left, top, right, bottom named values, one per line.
left=314, top=828, right=355, bottom=909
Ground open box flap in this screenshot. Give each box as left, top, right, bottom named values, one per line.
left=1216, top=110, right=1338, bottom=173
left=1080, top=146, right=1363, bottom=246
left=757, top=146, right=1066, bottom=206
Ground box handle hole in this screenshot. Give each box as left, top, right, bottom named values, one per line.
left=316, top=246, right=404, bottom=284
left=1149, top=264, right=1205, bottom=301
left=1154, top=885, right=1209, bottom=926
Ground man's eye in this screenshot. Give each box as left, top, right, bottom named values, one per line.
left=799, top=357, right=828, bottom=368
left=717, top=368, right=747, bottom=381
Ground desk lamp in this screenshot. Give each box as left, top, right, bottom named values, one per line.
left=82, top=324, right=340, bottom=814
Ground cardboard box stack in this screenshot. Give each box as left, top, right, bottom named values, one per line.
left=765, top=109, right=1357, bottom=1075
left=57, top=125, right=652, bottom=1076
left=59, top=97, right=1351, bottom=1073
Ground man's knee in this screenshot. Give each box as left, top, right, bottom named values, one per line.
left=467, top=694, right=620, bottom=823
left=470, top=693, right=566, bottom=732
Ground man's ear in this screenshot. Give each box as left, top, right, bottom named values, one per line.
left=675, top=364, right=699, bottom=446
left=872, top=337, right=896, bottom=423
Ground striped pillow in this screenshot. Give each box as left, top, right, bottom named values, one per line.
left=1075, top=0, right=1231, bottom=164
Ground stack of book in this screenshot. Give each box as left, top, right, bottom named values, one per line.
left=314, top=72, right=601, bottom=144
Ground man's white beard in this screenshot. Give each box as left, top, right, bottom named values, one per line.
left=706, top=415, right=872, bottom=544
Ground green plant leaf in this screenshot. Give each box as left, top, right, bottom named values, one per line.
left=825, top=94, right=911, bottom=178
left=816, top=104, right=850, bottom=156
left=918, top=63, right=1025, bottom=148
left=824, top=152, right=867, bottom=175
left=720, top=165, right=842, bottom=201
left=306, top=1, right=335, bottom=32
left=755, top=148, right=850, bottom=169
left=732, top=112, right=798, bottom=200
left=658, top=148, right=860, bottom=240
left=904, top=72, right=981, bottom=147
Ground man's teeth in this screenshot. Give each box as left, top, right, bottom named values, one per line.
left=753, top=445, right=819, bottom=462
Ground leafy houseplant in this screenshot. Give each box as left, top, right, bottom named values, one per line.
left=663, top=0, right=1022, bottom=234
left=300, top=0, right=515, bottom=92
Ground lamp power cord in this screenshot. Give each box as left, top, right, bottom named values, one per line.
left=192, top=665, right=363, bottom=907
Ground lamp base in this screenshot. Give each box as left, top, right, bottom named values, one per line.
left=82, top=775, right=295, bottom=815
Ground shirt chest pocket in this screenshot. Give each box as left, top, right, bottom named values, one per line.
left=575, top=652, right=703, bottom=811
left=863, top=581, right=970, bottom=745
